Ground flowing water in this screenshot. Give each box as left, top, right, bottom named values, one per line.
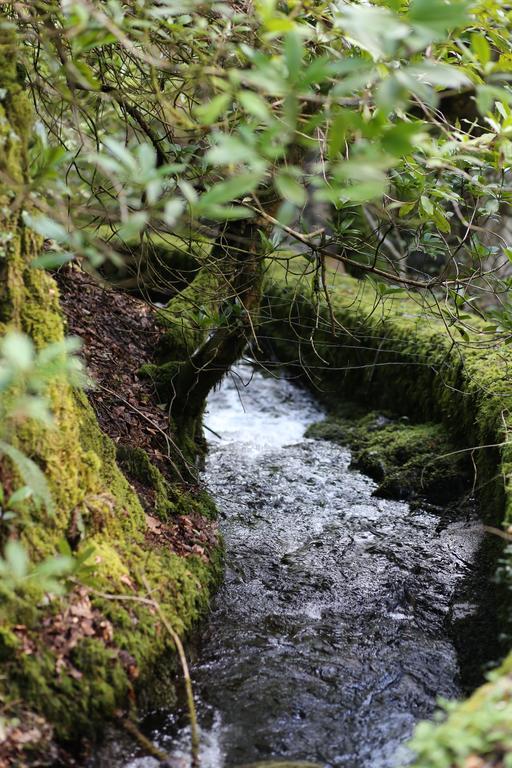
left=103, top=366, right=484, bottom=768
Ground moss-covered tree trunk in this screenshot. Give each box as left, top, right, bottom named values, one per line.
left=168, top=215, right=268, bottom=440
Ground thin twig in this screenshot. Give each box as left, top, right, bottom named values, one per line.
left=142, top=576, right=200, bottom=768
left=119, top=717, right=177, bottom=766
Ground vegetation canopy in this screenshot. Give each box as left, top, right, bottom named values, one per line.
left=5, top=0, right=512, bottom=414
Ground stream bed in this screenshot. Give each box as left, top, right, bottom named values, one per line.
left=106, top=366, right=485, bottom=768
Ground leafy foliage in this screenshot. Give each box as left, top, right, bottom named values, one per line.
left=3, top=1, right=512, bottom=761
left=4, top=0, right=511, bottom=305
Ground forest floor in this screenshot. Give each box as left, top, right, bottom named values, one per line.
left=56, top=265, right=217, bottom=560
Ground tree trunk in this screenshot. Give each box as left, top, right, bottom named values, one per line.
left=168, top=213, right=269, bottom=434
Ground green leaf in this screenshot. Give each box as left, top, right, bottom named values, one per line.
left=30, top=145, right=68, bottom=183
left=73, top=60, right=101, bottom=90
left=3, top=540, right=29, bottom=581
left=471, top=32, right=491, bottom=67
left=457, top=325, right=470, bottom=341
left=338, top=5, right=409, bottom=59
left=33, top=554, right=73, bottom=579
left=399, top=201, right=417, bottom=217
left=135, top=143, right=158, bottom=174
left=14, top=395, right=53, bottom=425
left=24, top=214, right=68, bottom=243
left=102, top=138, right=138, bottom=172
left=7, top=486, right=33, bottom=509
left=496, top=101, right=509, bottom=120
left=339, top=181, right=388, bottom=203
left=164, top=199, right=185, bottom=226
left=433, top=208, right=451, bottom=233
left=239, top=91, right=271, bottom=121
left=420, top=195, right=434, bottom=215
left=206, top=135, right=261, bottom=167
left=195, top=94, right=231, bottom=126
left=284, top=33, right=304, bottom=81
left=328, top=110, right=362, bottom=157
left=196, top=204, right=254, bottom=221
left=264, top=17, right=295, bottom=33
left=409, top=0, right=469, bottom=37
left=405, top=62, right=471, bottom=90
left=1, top=332, right=34, bottom=371
left=275, top=170, right=306, bottom=206
left=381, top=122, right=423, bottom=156
left=200, top=173, right=263, bottom=207
left=31, top=251, right=74, bottom=270
left=475, top=85, right=512, bottom=115
left=376, top=75, right=409, bottom=112
left=117, top=212, right=148, bottom=241
left=0, top=441, right=55, bottom=515
left=299, top=57, right=334, bottom=88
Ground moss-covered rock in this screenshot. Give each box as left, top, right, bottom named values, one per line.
left=308, top=410, right=469, bottom=501
left=262, top=261, right=512, bottom=523
left=116, top=445, right=175, bottom=520
left=116, top=444, right=217, bottom=521
left=0, top=297, right=221, bottom=753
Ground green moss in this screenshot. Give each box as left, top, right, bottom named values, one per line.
left=174, top=485, right=218, bottom=519
left=2, top=630, right=131, bottom=745
left=263, top=261, right=512, bottom=521
left=308, top=411, right=469, bottom=501
left=0, top=382, right=221, bottom=751
left=0, top=391, right=221, bottom=748
left=138, top=360, right=181, bottom=403
left=116, top=445, right=175, bottom=520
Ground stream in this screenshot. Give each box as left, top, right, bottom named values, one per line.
left=102, top=365, right=484, bottom=768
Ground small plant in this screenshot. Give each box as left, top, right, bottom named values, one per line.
left=0, top=540, right=73, bottom=596
left=0, top=331, right=86, bottom=428
left=0, top=485, right=32, bottom=535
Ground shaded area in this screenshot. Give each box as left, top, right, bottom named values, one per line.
left=57, top=266, right=217, bottom=539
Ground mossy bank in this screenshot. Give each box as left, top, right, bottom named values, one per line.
left=262, top=260, right=512, bottom=768
left=0, top=28, right=221, bottom=765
